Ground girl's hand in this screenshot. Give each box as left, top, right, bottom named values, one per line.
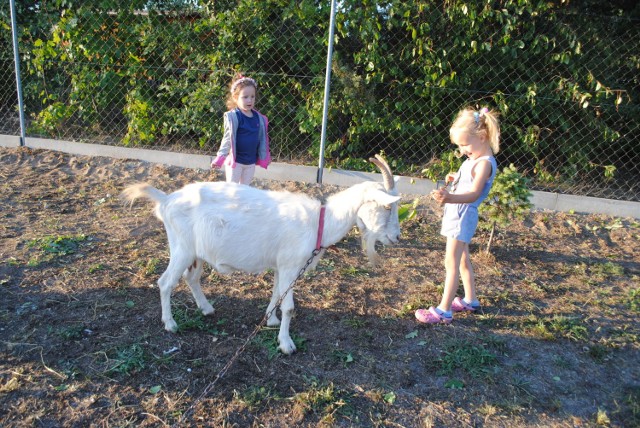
left=430, top=188, right=449, bottom=205
left=210, top=155, right=225, bottom=169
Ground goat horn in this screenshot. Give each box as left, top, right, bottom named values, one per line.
left=369, top=155, right=394, bottom=191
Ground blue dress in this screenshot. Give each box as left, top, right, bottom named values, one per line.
left=440, top=155, right=497, bottom=244
left=234, top=109, right=261, bottom=165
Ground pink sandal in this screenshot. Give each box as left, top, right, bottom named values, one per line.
left=451, top=297, right=479, bottom=312
left=415, top=307, right=453, bottom=324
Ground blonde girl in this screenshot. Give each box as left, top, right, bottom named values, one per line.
left=416, top=107, right=500, bottom=324
left=211, top=74, right=271, bottom=184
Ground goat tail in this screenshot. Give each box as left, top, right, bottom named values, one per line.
left=121, top=182, right=167, bottom=207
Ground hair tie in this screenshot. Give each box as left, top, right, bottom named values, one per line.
left=474, top=108, right=489, bottom=124
left=231, top=76, right=257, bottom=92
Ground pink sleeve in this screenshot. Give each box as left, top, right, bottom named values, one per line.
left=256, top=158, right=270, bottom=169
left=211, top=155, right=226, bottom=168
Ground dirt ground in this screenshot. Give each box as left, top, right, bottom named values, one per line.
left=0, top=146, right=638, bottom=428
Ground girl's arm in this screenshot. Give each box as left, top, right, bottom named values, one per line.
left=211, top=113, right=232, bottom=167
left=216, top=113, right=232, bottom=156
left=436, top=159, right=493, bottom=205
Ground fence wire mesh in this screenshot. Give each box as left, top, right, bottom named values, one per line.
left=1, top=1, right=639, bottom=201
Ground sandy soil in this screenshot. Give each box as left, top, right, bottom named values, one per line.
left=0, top=146, right=638, bottom=427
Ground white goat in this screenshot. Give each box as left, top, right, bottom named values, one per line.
left=122, top=155, right=400, bottom=354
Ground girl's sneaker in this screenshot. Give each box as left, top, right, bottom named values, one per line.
left=415, top=307, right=453, bottom=324
left=451, top=296, right=480, bottom=312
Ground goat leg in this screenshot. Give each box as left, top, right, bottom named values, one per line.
left=183, top=258, right=214, bottom=316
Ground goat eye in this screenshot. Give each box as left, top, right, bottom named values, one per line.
left=384, top=205, right=391, bottom=210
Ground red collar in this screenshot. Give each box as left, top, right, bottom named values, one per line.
left=316, top=205, right=326, bottom=250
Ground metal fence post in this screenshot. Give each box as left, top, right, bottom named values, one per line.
left=316, top=0, right=337, bottom=184
left=9, top=0, right=26, bottom=146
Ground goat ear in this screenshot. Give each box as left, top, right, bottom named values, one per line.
left=372, top=190, right=401, bottom=206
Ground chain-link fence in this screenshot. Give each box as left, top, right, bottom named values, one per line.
left=2, top=1, right=639, bottom=201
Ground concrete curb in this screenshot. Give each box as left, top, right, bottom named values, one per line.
left=2, top=134, right=639, bottom=219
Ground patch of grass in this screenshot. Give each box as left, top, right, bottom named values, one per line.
left=510, top=376, right=534, bottom=397
left=107, top=344, right=146, bottom=375
left=343, top=317, right=367, bottom=329
left=619, top=385, right=640, bottom=426
left=525, top=315, right=589, bottom=342
left=549, top=315, right=589, bottom=341
left=476, top=312, right=501, bottom=327
left=172, top=306, right=227, bottom=335
left=234, top=385, right=280, bottom=410
left=397, top=297, right=432, bottom=317
left=628, top=287, right=640, bottom=312
left=444, top=378, right=465, bottom=389
left=528, top=318, right=556, bottom=340
left=88, top=263, right=105, bottom=274
left=206, top=270, right=224, bottom=285
left=339, top=265, right=369, bottom=277
left=16, top=301, right=38, bottom=315
left=137, top=257, right=160, bottom=276
left=522, top=277, right=545, bottom=294
left=331, top=350, right=355, bottom=367
left=480, top=334, right=508, bottom=353
left=291, top=376, right=353, bottom=421
left=595, top=408, right=610, bottom=426
left=315, top=258, right=335, bottom=273
left=605, top=325, right=639, bottom=347
left=437, top=340, right=498, bottom=378
left=476, top=403, right=499, bottom=418
left=26, top=257, right=40, bottom=267
left=552, top=355, right=573, bottom=369
left=490, top=290, right=513, bottom=305
left=587, top=344, right=610, bottom=363
left=590, top=261, right=624, bottom=278
left=27, top=234, right=87, bottom=256
left=124, top=241, right=137, bottom=251
left=24, top=234, right=89, bottom=266
left=56, top=325, right=84, bottom=340
left=254, top=328, right=307, bottom=359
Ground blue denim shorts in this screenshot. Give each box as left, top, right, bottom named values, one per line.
left=440, top=204, right=478, bottom=244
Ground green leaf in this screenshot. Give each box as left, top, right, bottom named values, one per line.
left=444, top=379, right=464, bottom=389
left=383, top=391, right=396, bottom=404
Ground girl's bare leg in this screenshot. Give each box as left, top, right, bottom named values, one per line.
left=438, top=237, right=466, bottom=312
left=459, top=244, right=476, bottom=302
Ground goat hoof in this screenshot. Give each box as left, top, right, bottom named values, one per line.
left=278, top=338, right=296, bottom=355
left=164, top=320, right=178, bottom=333
left=368, top=254, right=381, bottom=268
left=201, top=304, right=215, bottom=316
